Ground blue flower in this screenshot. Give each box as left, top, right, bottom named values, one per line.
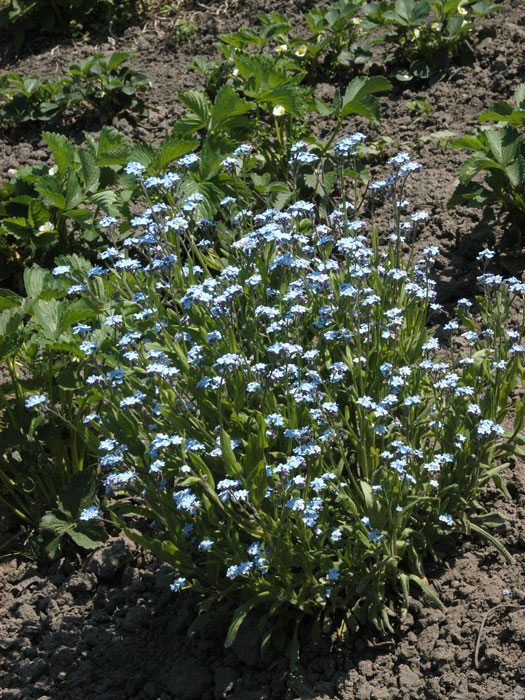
left=103, top=470, right=137, bottom=492
left=334, top=133, right=366, bottom=159
left=388, top=151, right=410, bottom=166
left=82, top=413, right=100, bottom=424
left=356, top=395, right=377, bottom=410
left=327, top=567, right=340, bottom=581
left=233, top=144, right=252, bottom=157
left=184, top=438, right=205, bottom=453
left=226, top=561, right=253, bottom=580
left=25, top=394, right=48, bottom=409
left=476, top=249, right=495, bottom=262
left=99, top=216, right=118, bottom=227
left=170, top=577, right=187, bottom=592
left=221, top=156, right=239, bottom=172
left=124, top=161, right=146, bottom=177
left=52, top=265, right=71, bottom=277
left=265, top=413, right=285, bottom=427
left=87, top=266, right=107, bottom=278
left=476, top=419, right=504, bottom=438
left=67, top=284, right=85, bottom=296
left=178, top=154, right=200, bottom=168
left=173, top=488, right=201, bottom=515
left=119, top=391, right=146, bottom=408
left=79, top=505, right=100, bottom=521
left=213, top=353, right=244, bottom=371
left=72, top=323, right=91, bottom=336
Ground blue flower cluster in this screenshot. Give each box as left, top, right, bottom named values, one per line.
left=56, top=140, right=524, bottom=612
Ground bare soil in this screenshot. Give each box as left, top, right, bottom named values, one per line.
left=0, top=1, right=524, bottom=698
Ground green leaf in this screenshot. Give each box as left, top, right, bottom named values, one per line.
left=408, top=574, right=445, bottom=610
left=61, top=300, right=96, bottom=329
left=447, top=180, right=485, bottom=207
left=210, top=85, right=254, bottom=133
left=31, top=299, right=63, bottom=338
left=34, top=175, right=66, bottom=209
left=109, top=512, right=182, bottom=568
left=65, top=171, right=85, bottom=210
left=341, top=96, right=381, bottom=123
left=0, top=289, right=23, bottom=310
left=40, top=512, right=70, bottom=534
left=479, top=100, right=515, bottom=122
left=515, top=83, right=525, bottom=110
left=257, top=83, right=307, bottom=119
left=486, top=126, right=520, bottom=166
left=78, top=149, right=100, bottom=192
left=504, top=159, right=523, bottom=188
left=128, top=141, right=156, bottom=167
left=95, top=143, right=130, bottom=166
left=446, top=14, right=463, bottom=35
left=89, top=190, right=118, bottom=214
left=95, top=125, right=128, bottom=155
left=57, top=469, right=98, bottom=520
left=313, top=97, right=333, bottom=117
left=28, top=198, right=51, bottom=229
left=171, top=114, right=206, bottom=137
left=68, top=208, right=93, bottom=225
left=44, top=533, right=64, bottom=559
left=220, top=428, right=244, bottom=478
left=458, top=153, right=502, bottom=184
left=107, top=52, right=132, bottom=72
left=42, top=132, right=76, bottom=173
left=471, top=1, right=504, bottom=17
left=199, top=133, right=235, bottom=178
left=343, top=76, right=392, bottom=103
left=24, top=265, right=52, bottom=299
left=68, top=529, right=101, bottom=549
left=225, top=595, right=265, bottom=647
left=468, top=521, right=515, bottom=564
left=178, top=88, right=211, bottom=127
left=0, top=306, right=27, bottom=360
left=150, top=137, right=199, bottom=172
left=450, top=135, right=484, bottom=150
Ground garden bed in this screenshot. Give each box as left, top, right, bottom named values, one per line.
left=0, top=1, right=524, bottom=698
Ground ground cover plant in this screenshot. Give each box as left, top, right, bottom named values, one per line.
left=0, top=67, right=390, bottom=284
left=448, top=82, right=525, bottom=247
left=0, top=52, right=152, bottom=126
left=361, top=0, right=504, bottom=82
left=0, top=257, right=112, bottom=553
left=0, top=0, right=139, bottom=46
left=192, top=0, right=504, bottom=92
left=30, top=139, right=523, bottom=664
left=0, top=127, right=135, bottom=281
left=0, top=0, right=524, bottom=697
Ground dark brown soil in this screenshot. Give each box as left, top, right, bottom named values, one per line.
left=0, top=1, right=524, bottom=698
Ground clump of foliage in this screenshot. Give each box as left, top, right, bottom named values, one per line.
left=448, top=83, right=525, bottom=246
left=0, top=53, right=152, bottom=127
left=0, top=127, right=204, bottom=283
left=192, top=0, right=502, bottom=96
left=37, top=139, right=524, bottom=663
left=197, top=2, right=373, bottom=86
left=0, top=0, right=138, bottom=46
left=174, top=62, right=391, bottom=181
left=0, top=67, right=391, bottom=285
left=0, top=259, right=108, bottom=555
left=0, top=128, right=133, bottom=282
left=361, top=0, right=503, bottom=82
